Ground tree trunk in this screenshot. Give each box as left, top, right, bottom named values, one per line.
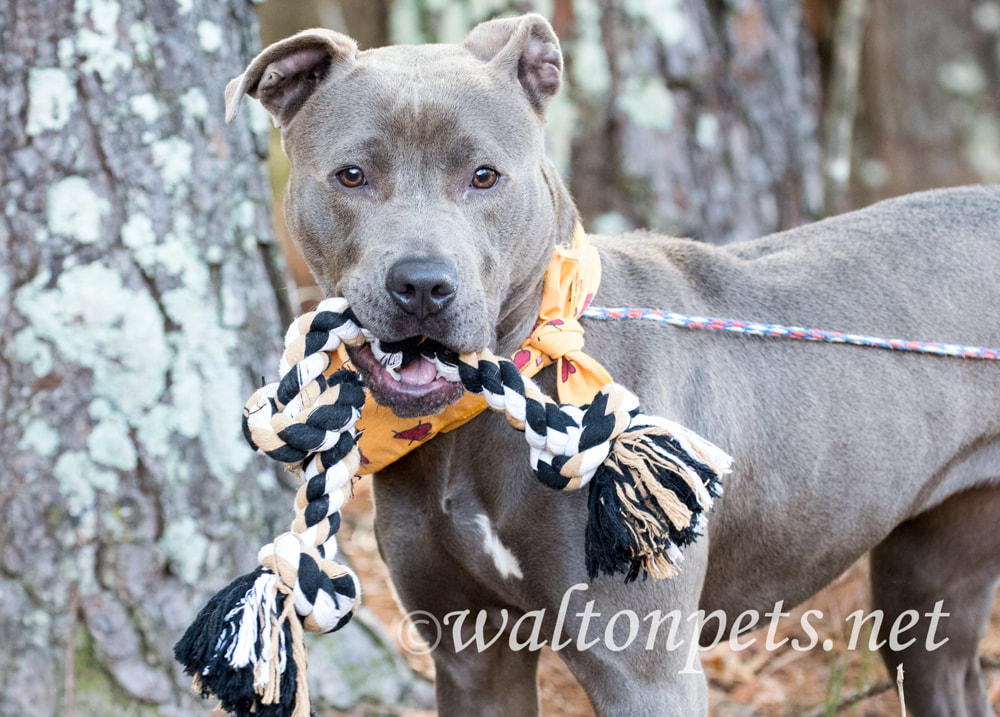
left=0, top=1, right=425, bottom=714
left=382, top=0, right=823, bottom=243
left=850, top=0, right=1000, bottom=205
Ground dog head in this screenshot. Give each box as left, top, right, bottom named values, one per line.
left=227, top=14, right=576, bottom=417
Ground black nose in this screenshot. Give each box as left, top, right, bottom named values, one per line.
left=386, top=257, right=458, bottom=320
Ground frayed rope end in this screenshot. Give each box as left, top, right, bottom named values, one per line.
left=584, top=424, right=730, bottom=583
left=173, top=567, right=310, bottom=717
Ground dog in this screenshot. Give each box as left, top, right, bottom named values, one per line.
left=225, top=14, right=1000, bottom=716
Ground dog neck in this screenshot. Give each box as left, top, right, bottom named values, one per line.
left=496, top=272, right=546, bottom=356
left=496, top=157, right=580, bottom=355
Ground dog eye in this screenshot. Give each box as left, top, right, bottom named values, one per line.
left=471, top=166, right=499, bottom=189
left=336, top=166, right=366, bottom=188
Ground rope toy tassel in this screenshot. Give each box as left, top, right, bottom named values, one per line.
left=173, top=568, right=304, bottom=717
left=586, top=422, right=728, bottom=581
left=175, top=297, right=732, bottom=717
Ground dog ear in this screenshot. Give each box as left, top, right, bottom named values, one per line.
left=463, top=14, right=562, bottom=116
left=225, top=29, right=358, bottom=127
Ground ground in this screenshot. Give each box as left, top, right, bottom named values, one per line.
left=333, top=479, right=1000, bottom=716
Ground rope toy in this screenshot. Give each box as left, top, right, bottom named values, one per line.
left=174, top=297, right=731, bottom=717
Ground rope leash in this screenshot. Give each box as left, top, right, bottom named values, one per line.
left=583, top=307, right=1000, bottom=360
left=175, top=297, right=731, bottom=717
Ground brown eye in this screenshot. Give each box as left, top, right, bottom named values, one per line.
left=336, top=166, right=366, bottom=188
left=471, top=166, right=499, bottom=189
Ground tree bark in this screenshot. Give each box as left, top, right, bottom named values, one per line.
left=820, top=0, right=867, bottom=215
left=0, top=1, right=425, bottom=714
left=850, top=0, right=1000, bottom=205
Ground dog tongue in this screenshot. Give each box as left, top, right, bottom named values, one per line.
left=399, top=355, right=438, bottom=385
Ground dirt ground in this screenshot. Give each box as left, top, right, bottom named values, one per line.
left=334, top=479, right=1000, bottom=717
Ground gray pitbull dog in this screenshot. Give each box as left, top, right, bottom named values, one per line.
left=226, top=14, right=1000, bottom=717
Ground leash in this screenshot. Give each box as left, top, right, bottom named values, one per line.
left=582, top=307, right=1000, bottom=360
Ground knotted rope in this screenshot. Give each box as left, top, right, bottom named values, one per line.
left=175, top=297, right=731, bottom=717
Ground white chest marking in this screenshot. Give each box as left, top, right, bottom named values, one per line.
left=474, top=513, right=524, bottom=580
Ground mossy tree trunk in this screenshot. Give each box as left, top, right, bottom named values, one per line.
left=0, top=1, right=424, bottom=714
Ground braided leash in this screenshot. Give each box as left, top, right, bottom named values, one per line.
left=583, top=307, right=1000, bottom=360
left=175, top=297, right=731, bottom=717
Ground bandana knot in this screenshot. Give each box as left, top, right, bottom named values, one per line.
left=527, top=317, right=585, bottom=357
left=518, top=225, right=613, bottom=402
left=524, top=314, right=611, bottom=392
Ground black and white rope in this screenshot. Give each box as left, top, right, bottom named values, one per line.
left=176, top=296, right=732, bottom=717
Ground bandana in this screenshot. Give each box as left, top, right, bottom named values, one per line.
left=339, top=224, right=612, bottom=474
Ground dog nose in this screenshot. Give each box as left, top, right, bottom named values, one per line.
left=386, top=257, right=458, bottom=320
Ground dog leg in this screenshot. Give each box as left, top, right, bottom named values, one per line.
left=383, top=548, right=544, bottom=715
left=433, top=634, right=541, bottom=716
left=373, top=466, right=543, bottom=715
left=870, top=484, right=1000, bottom=717
left=549, top=542, right=713, bottom=716
left=558, top=649, right=709, bottom=717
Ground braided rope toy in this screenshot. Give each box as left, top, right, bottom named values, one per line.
left=175, top=297, right=731, bottom=717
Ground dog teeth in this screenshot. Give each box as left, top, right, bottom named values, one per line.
left=368, top=338, right=461, bottom=384
left=433, top=357, right=460, bottom=383
left=369, top=339, right=405, bottom=380
left=371, top=340, right=401, bottom=367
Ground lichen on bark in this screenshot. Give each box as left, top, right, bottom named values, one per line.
left=0, top=1, right=427, bottom=714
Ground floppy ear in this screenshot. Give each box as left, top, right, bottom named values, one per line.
left=463, top=14, right=562, bottom=116
left=225, top=28, right=358, bottom=127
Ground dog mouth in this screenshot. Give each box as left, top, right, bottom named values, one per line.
left=346, top=336, right=467, bottom=418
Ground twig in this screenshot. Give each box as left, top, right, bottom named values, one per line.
left=800, top=655, right=1000, bottom=716
left=64, top=584, right=80, bottom=717
left=821, top=0, right=868, bottom=215
left=896, top=664, right=906, bottom=717
left=800, top=678, right=893, bottom=717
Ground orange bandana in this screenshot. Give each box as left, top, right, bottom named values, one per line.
left=335, top=225, right=611, bottom=474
